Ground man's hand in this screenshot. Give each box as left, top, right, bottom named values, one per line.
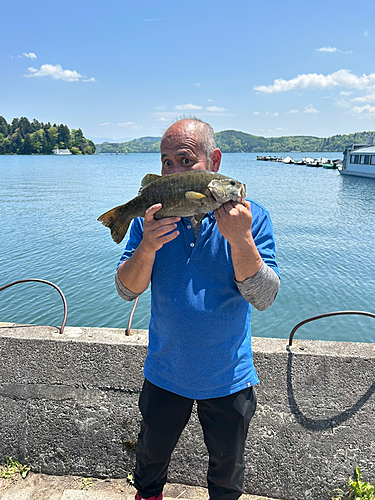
left=214, top=200, right=252, bottom=247
left=215, top=200, right=262, bottom=280
left=117, top=204, right=180, bottom=294
left=140, top=203, right=181, bottom=254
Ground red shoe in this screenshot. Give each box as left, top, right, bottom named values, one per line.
left=135, top=492, right=163, bottom=500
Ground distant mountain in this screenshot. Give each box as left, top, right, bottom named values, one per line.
left=95, top=130, right=375, bottom=154
left=89, top=136, right=133, bottom=144
left=96, top=137, right=161, bottom=154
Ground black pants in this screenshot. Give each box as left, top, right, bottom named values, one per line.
left=134, top=379, right=257, bottom=500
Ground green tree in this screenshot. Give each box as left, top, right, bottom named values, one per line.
left=0, top=116, right=9, bottom=137
left=47, top=127, right=58, bottom=151
left=18, top=117, right=33, bottom=137
left=0, top=133, right=12, bottom=154
left=21, top=134, right=33, bottom=154
left=30, top=129, right=47, bottom=154
left=57, top=124, right=70, bottom=148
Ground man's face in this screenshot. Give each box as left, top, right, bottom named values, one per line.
left=160, top=121, right=210, bottom=176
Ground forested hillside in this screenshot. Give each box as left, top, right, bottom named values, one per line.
left=96, top=130, right=375, bottom=154
left=215, top=130, right=375, bottom=153
left=0, top=116, right=96, bottom=155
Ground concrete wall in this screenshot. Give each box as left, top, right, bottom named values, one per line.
left=0, top=322, right=374, bottom=500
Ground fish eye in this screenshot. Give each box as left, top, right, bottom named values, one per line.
left=230, top=180, right=236, bottom=186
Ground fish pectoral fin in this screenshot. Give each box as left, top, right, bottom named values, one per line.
left=191, top=213, right=205, bottom=226
left=185, top=191, right=207, bottom=203
left=139, top=173, right=161, bottom=193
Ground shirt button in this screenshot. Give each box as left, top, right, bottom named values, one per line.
left=187, top=225, right=192, bottom=229
left=190, top=242, right=194, bottom=247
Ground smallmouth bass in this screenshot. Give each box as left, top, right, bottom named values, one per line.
left=98, top=170, right=246, bottom=244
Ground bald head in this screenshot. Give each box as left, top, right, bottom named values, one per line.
left=160, top=118, right=222, bottom=175
left=161, top=119, right=216, bottom=160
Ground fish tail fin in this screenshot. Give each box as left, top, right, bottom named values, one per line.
left=97, top=205, right=133, bottom=244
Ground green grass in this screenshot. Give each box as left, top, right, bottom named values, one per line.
left=81, top=477, right=93, bottom=489
left=332, top=467, right=375, bottom=500
left=0, top=457, right=30, bottom=480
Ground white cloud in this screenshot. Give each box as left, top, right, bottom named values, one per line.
left=334, top=98, right=351, bottom=109
left=340, top=91, right=353, bottom=96
left=352, top=93, right=375, bottom=103
left=118, top=122, right=135, bottom=127
left=253, top=111, right=260, bottom=115
left=265, top=111, right=279, bottom=117
left=254, top=69, right=375, bottom=94
left=316, top=47, right=352, bottom=54
left=276, top=127, right=289, bottom=131
left=23, top=52, right=37, bottom=59
left=317, top=46, right=338, bottom=53
left=156, top=105, right=165, bottom=110
left=207, top=98, right=214, bottom=102
left=83, top=77, right=96, bottom=82
left=157, top=117, right=168, bottom=122
left=174, top=103, right=202, bottom=110
left=99, top=122, right=110, bottom=126
left=287, top=109, right=300, bottom=114
left=350, top=104, right=375, bottom=115
left=24, top=63, right=95, bottom=82
left=207, top=106, right=226, bottom=112
left=194, top=83, right=201, bottom=87
left=303, top=104, right=320, bottom=113
left=364, top=30, right=369, bottom=36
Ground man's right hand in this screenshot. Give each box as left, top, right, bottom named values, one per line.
left=140, top=203, right=181, bottom=253
left=117, top=204, right=180, bottom=294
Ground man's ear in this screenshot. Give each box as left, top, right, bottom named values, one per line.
left=210, top=148, right=222, bottom=172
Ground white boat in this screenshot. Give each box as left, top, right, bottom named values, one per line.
left=282, top=156, right=295, bottom=164
left=340, top=136, right=375, bottom=178
left=52, top=148, right=72, bottom=155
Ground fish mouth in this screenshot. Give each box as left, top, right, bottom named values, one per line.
left=208, top=190, right=217, bottom=203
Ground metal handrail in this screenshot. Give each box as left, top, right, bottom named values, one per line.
left=125, top=296, right=139, bottom=335
left=288, top=310, right=375, bottom=346
left=0, top=279, right=68, bottom=334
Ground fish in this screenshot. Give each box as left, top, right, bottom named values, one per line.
left=97, top=170, right=246, bottom=244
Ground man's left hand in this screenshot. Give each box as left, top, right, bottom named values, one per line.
left=214, top=200, right=253, bottom=247
left=215, top=200, right=263, bottom=280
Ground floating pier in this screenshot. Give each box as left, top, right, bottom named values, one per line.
left=256, top=155, right=343, bottom=168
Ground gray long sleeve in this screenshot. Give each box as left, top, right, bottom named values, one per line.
left=115, top=271, right=141, bottom=302
left=235, top=261, right=280, bottom=311
left=115, top=219, right=279, bottom=309
left=116, top=260, right=279, bottom=310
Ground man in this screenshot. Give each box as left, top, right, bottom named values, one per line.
left=115, top=118, right=280, bottom=500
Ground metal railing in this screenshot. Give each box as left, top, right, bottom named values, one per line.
left=0, top=279, right=68, bottom=334
left=126, top=296, right=139, bottom=335
left=288, top=310, right=375, bottom=346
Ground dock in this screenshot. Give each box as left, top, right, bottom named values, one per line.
left=256, top=155, right=342, bottom=168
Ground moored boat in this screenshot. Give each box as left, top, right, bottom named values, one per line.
left=340, top=136, right=375, bottom=178
left=53, top=148, right=72, bottom=155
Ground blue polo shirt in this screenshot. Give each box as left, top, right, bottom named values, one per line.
left=117, top=200, right=279, bottom=399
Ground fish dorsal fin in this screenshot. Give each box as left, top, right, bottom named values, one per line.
left=185, top=191, right=207, bottom=203
left=139, top=173, right=161, bottom=192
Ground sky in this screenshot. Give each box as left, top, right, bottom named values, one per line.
left=1, top=0, right=375, bottom=142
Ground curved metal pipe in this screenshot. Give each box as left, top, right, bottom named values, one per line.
left=125, top=296, right=139, bottom=336
left=288, top=310, right=375, bottom=346
left=0, top=279, right=68, bottom=334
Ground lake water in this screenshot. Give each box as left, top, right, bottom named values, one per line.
left=1, top=153, right=374, bottom=343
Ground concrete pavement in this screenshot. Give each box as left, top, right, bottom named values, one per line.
left=0, top=473, right=280, bottom=500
